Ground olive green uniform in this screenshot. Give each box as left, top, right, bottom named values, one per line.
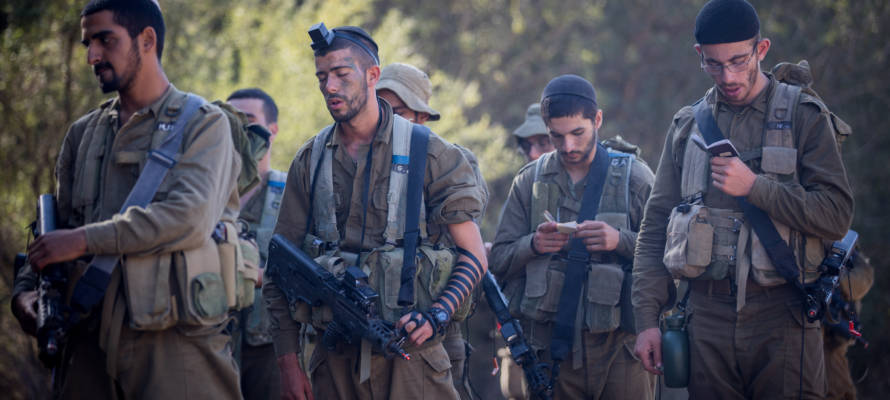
left=633, top=76, right=854, bottom=399
left=236, top=171, right=286, bottom=400
left=490, top=147, right=655, bottom=399
left=13, top=85, right=242, bottom=399
left=263, top=99, right=484, bottom=400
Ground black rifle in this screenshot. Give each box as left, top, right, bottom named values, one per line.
left=266, top=234, right=410, bottom=360
left=481, top=272, right=552, bottom=400
left=805, top=230, right=858, bottom=323
left=29, top=194, right=71, bottom=368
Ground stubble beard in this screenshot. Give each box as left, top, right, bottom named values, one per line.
left=99, top=42, right=141, bottom=94
left=331, top=79, right=369, bottom=123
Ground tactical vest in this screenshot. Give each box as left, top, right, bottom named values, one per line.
left=664, top=82, right=824, bottom=286
left=296, top=115, right=469, bottom=326
left=69, top=93, right=249, bottom=331
left=515, top=150, right=634, bottom=334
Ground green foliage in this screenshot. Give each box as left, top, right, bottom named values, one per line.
left=1, top=0, right=889, bottom=398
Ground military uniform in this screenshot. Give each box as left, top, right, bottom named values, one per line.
left=633, top=76, right=854, bottom=399
left=490, top=146, right=655, bottom=399
left=263, top=99, right=484, bottom=400
left=13, top=85, right=242, bottom=399
left=236, top=170, right=287, bottom=399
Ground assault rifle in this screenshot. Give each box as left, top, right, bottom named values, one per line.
left=266, top=234, right=410, bottom=360
left=29, top=194, right=71, bottom=368
left=482, top=272, right=552, bottom=400
left=805, top=230, right=858, bottom=324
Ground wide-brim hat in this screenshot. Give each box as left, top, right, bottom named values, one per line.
left=513, top=103, right=548, bottom=138
left=377, top=63, right=441, bottom=121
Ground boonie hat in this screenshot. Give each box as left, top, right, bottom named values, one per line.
left=513, top=103, right=548, bottom=138
left=377, top=63, right=440, bottom=121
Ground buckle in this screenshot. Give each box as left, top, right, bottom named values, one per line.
left=729, top=217, right=743, bottom=233
left=566, top=250, right=589, bottom=263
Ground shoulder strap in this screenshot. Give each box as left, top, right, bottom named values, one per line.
left=396, top=124, right=431, bottom=307
left=305, top=126, right=338, bottom=243
left=259, top=170, right=287, bottom=235
left=70, top=93, right=206, bottom=315
left=549, top=143, right=611, bottom=366
left=692, top=100, right=806, bottom=295
left=383, top=115, right=414, bottom=243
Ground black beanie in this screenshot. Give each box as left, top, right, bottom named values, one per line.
left=540, top=74, right=597, bottom=106
left=695, top=0, right=760, bottom=45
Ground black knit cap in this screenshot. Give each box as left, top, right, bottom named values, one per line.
left=694, top=0, right=760, bottom=45
left=540, top=74, right=597, bottom=106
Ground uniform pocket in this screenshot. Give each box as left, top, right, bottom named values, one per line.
left=191, top=272, right=228, bottom=318
left=520, top=257, right=559, bottom=321
left=761, top=147, right=797, bottom=176
left=663, top=205, right=713, bottom=278
left=750, top=220, right=793, bottom=286
left=418, top=343, right=453, bottom=373
left=586, top=263, right=624, bottom=332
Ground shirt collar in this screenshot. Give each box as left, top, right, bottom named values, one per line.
left=105, top=84, right=178, bottom=121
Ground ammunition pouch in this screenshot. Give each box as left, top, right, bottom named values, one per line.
left=664, top=205, right=743, bottom=281
left=519, top=256, right=625, bottom=333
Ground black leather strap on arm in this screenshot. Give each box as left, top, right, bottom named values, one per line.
left=692, top=99, right=806, bottom=295
left=549, top=143, right=611, bottom=365
left=397, top=124, right=431, bottom=307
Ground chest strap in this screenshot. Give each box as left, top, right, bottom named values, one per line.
left=396, top=124, right=431, bottom=306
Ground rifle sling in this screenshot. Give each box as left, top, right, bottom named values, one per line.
left=549, top=143, right=611, bottom=364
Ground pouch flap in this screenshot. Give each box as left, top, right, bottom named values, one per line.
left=760, top=147, right=797, bottom=175
left=587, top=263, right=624, bottom=306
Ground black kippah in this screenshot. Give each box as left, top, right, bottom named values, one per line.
left=694, top=0, right=760, bottom=45
left=540, top=74, right=597, bottom=106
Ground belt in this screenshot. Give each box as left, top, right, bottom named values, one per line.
left=689, top=277, right=790, bottom=296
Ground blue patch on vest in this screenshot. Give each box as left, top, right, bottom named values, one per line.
left=392, top=155, right=410, bottom=165
left=268, top=180, right=286, bottom=189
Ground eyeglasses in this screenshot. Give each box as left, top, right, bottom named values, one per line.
left=700, top=43, right=758, bottom=75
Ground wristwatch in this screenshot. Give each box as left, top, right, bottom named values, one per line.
left=427, top=306, right=451, bottom=337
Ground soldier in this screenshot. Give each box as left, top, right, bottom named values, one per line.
left=376, top=62, right=486, bottom=400
left=513, top=103, right=555, bottom=162
left=11, top=0, right=242, bottom=398
left=490, top=74, right=655, bottom=399
left=227, top=87, right=283, bottom=400
left=632, top=1, right=854, bottom=399
left=263, top=24, right=488, bottom=400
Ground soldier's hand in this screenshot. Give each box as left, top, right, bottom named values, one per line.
left=278, top=353, right=314, bottom=400
left=710, top=156, right=756, bottom=197
left=12, top=290, right=39, bottom=337
left=396, top=313, right=434, bottom=347
left=533, top=222, right=570, bottom=254
left=634, top=327, right=663, bottom=375
left=575, top=220, right=620, bottom=252
left=27, top=228, right=88, bottom=272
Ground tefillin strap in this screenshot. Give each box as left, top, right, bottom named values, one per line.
left=309, top=22, right=379, bottom=65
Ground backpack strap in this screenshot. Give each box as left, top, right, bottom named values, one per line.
left=396, top=123, right=431, bottom=307
left=692, top=99, right=806, bottom=297
left=70, top=93, right=206, bottom=315
left=306, top=125, right=339, bottom=244
left=383, top=115, right=414, bottom=244
left=549, top=143, right=611, bottom=381
left=258, top=169, right=287, bottom=260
